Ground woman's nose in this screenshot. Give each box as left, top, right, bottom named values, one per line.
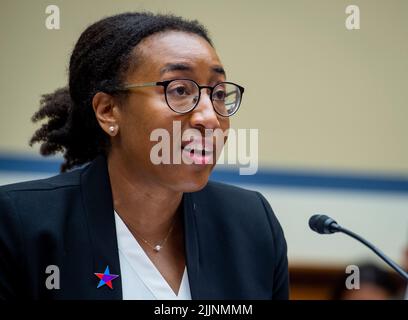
left=189, top=89, right=220, bottom=130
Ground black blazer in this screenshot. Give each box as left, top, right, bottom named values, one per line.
left=0, top=155, right=289, bottom=300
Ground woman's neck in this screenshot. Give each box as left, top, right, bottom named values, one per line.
left=107, top=153, right=183, bottom=237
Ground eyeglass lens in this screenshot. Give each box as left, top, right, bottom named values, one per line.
left=165, top=79, right=241, bottom=116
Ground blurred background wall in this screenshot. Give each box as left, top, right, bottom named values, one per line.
left=0, top=0, right=407, bottom=299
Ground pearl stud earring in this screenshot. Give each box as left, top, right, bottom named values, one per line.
left=109, top=126, right=116, bottom=134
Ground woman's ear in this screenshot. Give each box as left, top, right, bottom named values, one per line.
left=92, top=92, right=120, bottom=136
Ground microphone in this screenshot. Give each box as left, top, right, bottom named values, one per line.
left=309, top=214, right=408, bottom=282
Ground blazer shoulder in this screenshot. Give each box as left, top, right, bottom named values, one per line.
left=0, top=165, right=89, bottom=240
left=0, top=166, right=85, bottom=194
left=197, top=180, right=284, bottom=235
left=200, top=180, right=265, bottom=205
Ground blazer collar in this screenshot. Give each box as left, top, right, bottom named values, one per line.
left=80, top=155, right=202, bottom=299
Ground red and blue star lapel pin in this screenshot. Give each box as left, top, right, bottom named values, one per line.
left=94, top=266, right=119, bottom=289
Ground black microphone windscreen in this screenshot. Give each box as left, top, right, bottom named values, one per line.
left=309, top=214, right=339, bottom=234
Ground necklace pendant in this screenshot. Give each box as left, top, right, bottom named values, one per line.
left=154, top=245, right=162, bottom=252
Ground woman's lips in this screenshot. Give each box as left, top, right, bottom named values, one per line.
left=181, top=143, right=214, bottom=165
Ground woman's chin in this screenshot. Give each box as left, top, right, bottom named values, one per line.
left=170, top=166, right=213, bottom=192
left=182, top=179, right=210, bottom=192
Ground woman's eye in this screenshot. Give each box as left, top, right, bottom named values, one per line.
left=176, top=87, right=186, bottom=95
left=170, top=86, right=189, bottom=96
left=214, top=90, right=226, bottom=100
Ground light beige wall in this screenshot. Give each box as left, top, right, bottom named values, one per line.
left=1, top=0, right=407, bottom=175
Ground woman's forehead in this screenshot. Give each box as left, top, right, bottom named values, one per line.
left=134, top=31, right=223, bottom=75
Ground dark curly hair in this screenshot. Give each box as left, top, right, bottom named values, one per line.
left=29, top=12, right=212, bottom=172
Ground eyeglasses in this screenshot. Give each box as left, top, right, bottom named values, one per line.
left=116, top=79, right=244, bottom=117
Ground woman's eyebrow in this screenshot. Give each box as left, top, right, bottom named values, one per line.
left=160, top=63, right=192, bottom=75
left=160, top=63, right=226, bottom=77
left=212, top=66, right=226, bottom=77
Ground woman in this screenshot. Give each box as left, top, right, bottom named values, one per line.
left=0, top=12, right=288, bottom=300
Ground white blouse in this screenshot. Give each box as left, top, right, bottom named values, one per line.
left=114, top=211, right=192, bottom=300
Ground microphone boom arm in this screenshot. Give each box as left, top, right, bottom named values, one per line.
left=336, top=225, right=408, bottom=282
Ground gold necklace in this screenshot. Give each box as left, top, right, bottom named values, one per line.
left=125, top=216, right=177, bottom=253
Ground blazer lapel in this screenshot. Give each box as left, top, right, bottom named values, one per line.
left=80, top=155, right=122, bottom=299
left=182, top=192, right=202, bottom=299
